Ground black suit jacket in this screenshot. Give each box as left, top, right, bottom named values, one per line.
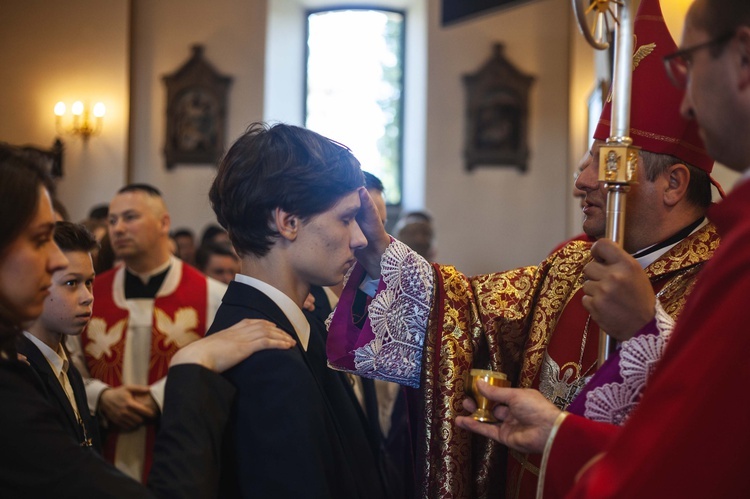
left=209, top=281, right=387, bottom=499
left=17, top=334, right=102, bottom=452
left=0, top=354, right=235, bottom=498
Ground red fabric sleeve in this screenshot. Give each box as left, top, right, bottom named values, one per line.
left=543, top=415, right=619, bottom=498
left=561, top=182, right=750, bottom=498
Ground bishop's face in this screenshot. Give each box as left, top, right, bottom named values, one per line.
left=576, top=142, right=608, bottom=240
left=575, top=140, right=664, bottom=253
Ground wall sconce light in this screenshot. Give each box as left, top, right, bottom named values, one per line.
left=54, top=100, right=105, bottom=141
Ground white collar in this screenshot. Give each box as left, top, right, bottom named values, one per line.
left=23, top=331, right=68, bottom=377
left=233, top=274, right=310, bottom=351
left=634, top=218, right=708, bottom=269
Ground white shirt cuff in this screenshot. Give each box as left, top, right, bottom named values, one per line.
left=150, top=376, right=167, bottom=412
left=359, top=276, right=380, bottom=297
left=84, top=378, right=110, bottom=415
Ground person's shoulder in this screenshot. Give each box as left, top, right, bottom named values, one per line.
left=178, top=260, right=227, bottom=289
left=222, top=337, right=308, bottom=390
left=0, top=358, right=43, bottom=401
left=548, top=233, right=594, bottom=256
left=177, top=260, right=208, bottom=282
left=206, top=275, right=228, bottom=295
left=15, top=334, right=38, bottom=358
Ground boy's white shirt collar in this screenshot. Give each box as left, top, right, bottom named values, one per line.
left=233, top=274, right=310, bottom=351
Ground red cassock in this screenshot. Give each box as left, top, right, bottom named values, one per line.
left=544, top=179, right=750, bottom=498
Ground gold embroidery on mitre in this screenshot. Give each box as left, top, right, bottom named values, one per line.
left=633, top=42, right=656, bottom=69
left=607, top=36, right=656, bottom=102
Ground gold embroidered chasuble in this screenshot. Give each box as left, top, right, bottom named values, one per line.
left=417, top=223, right=719, bottom=498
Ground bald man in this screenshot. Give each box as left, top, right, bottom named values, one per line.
left=78, top=184, right=226, bottom=482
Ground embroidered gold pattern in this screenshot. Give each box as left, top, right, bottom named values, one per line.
left=418, top=224, right=719, bottom=498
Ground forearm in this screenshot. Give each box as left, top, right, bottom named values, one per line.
left=328, top=239, right=434, bottom=388
left=357, top=235, right=391, bottom=279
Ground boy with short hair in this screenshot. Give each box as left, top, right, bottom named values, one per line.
left=19, top=221, right=101, bottom=451
left=207, top=122, right=389, bottom=498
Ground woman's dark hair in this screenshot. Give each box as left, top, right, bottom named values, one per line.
left=209, top=122, right=364, bottom=257
left=0, top=145, right=54, bottom=357
left=0, top=148, right=51, bottom=257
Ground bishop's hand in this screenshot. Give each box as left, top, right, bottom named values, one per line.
left=354, top=187, right=391, bottom=279
left=582, top=239, right=656, bottom=342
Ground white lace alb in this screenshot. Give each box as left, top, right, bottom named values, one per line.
left=583, top=299, right=676, bottom=425
left=351, top=239, right=433, bottom=388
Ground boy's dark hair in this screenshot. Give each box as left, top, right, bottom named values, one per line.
left=53, top=221, right=98, bottom=253
left=209, top=122, right=364, bottom=257
left=195, top=242, right=238, bottom=272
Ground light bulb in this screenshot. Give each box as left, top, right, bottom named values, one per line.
left=72, top=101, right=84, bottom=116
left=93, top=102, right=106, bottom=118
left=54, top=101, right=66, bottom=116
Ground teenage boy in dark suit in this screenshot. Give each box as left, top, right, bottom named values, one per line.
left=207, top=122, right=389, bottom=499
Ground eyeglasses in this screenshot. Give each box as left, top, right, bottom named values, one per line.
left=663, top=32, right=735, bottom=89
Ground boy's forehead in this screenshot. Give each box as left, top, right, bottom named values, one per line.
left=54, top=250, right=94, bottom=274
left=332, top=191, right=361, bottom=211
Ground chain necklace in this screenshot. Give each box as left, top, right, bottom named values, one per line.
left=540, top=314, right=599, bottom=410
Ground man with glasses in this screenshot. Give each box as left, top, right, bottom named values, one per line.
left=456, top=0, right=750, bottom=496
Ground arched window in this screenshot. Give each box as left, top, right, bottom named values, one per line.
left=305, top=8, right=405, bottom=204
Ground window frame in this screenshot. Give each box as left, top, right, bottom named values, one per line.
left=303, top=5, right=407, bottom=208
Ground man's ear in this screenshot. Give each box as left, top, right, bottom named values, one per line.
left=663, top=163, right=690, bottom=207
left=273, top=208, right=299, bottom=241
left=161, top=213, right=171, bottom=235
